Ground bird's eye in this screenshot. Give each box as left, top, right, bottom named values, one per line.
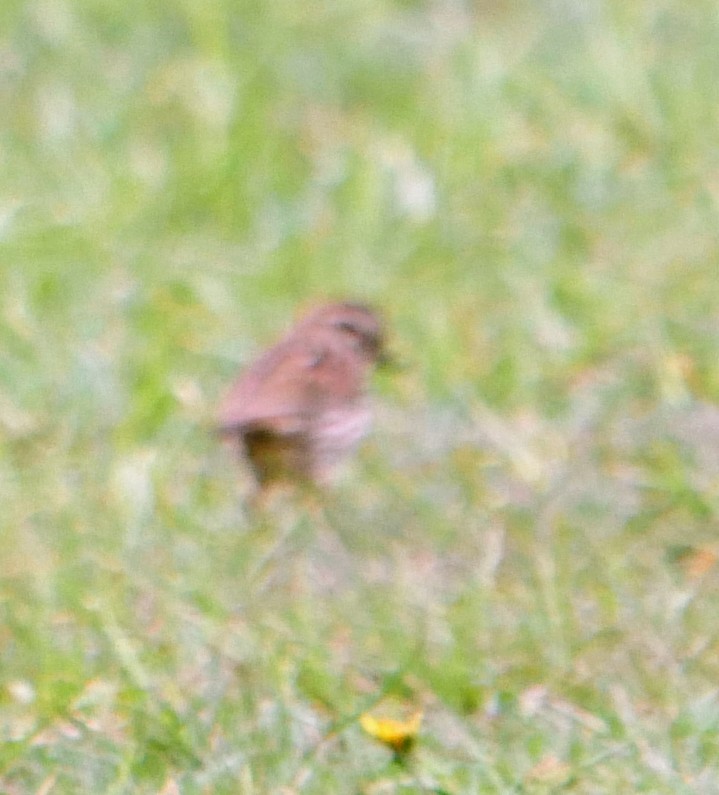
left=335, top=320, right=360, bottom=335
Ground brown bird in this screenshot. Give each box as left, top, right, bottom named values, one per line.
left=218, top=302, right=386, bottom=491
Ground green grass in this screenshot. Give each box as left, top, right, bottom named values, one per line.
left=3, top=0, right=719, bottom=791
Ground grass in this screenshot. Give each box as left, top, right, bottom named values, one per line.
left=3, top=0, right=719, bottom=791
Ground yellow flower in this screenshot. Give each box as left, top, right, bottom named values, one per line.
left=359, top=710, right=423, bottom=755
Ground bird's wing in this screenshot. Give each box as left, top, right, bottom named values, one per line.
left=218, top=333, right=355, bottom=432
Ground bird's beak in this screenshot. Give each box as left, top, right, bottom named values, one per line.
left=376, top=349, right=402, bottom=370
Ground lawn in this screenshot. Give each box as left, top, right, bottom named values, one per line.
left=2, top=0, right=719, bottom=792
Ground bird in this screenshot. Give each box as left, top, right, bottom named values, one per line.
left=218, top=301, right=386, bottom=492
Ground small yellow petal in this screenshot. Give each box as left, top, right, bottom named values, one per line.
left=359, top=710, right=423, bottom=753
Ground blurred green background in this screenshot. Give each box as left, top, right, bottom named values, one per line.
left=3, top=0, right=719, bottom=791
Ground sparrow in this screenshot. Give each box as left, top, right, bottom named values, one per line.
left=218, top=302, right=386, bottom=490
